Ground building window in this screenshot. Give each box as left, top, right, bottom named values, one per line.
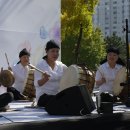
left=113, top=21, right=117, bottom=24
left=113, top=6, right=117, bottom=10
left=105, top=27, right=109, bottom=30
left=113, top=26, right=117, bottom=29
left=113, top=11, right=117, bottom=14
left=113, top=16, right=117, bottom=19
left=105, top=2, right=108, bottom=5
left=113, top=31, right=117, bottom=35
left=113, top=1, right=117, bottom=4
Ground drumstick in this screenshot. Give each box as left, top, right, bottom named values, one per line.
left=28, top=64, right=45, bottom=74
left=5, top=53, right=10, bottom=68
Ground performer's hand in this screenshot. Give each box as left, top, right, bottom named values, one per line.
left=42, top=72, right=50, bottom=82
left=96, top=77, right=106, bottom=86
left=101, top=77, right=106, bottom=84
left=38, top=72, right=50, bottom=86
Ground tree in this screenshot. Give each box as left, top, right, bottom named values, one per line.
left=61, top=0, right=106, bottom=70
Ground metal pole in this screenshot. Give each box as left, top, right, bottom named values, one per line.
left=124, top=19, right=130, bottom=106
left=126, top=19, right=129, bottom=77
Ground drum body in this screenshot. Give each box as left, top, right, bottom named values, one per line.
left=22, top=69, right=36, bottom=100
left=0, top=70, right=15, bottom=87
left=113, top=67, right=127, bottom=102
left=113, top=67, right=126, bottom=96
left=60, top=64, right=95, bottom=94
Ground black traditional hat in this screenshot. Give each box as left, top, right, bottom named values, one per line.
left=107, top=47, right=119, bottom=55
left=19, top=48, right=30, bottom=58
left=45, top=40, right=60, bottom=51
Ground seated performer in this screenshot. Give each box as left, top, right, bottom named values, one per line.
left=95, top=47, right=125, bottom=102
left=7, top=48, right=31, bottom=100
left=0, top=69, right=14, bottom=111
left=34, top=40, right=67, bottom=107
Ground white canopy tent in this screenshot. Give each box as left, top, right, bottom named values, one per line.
left=0, top=0, right=61, bottom=69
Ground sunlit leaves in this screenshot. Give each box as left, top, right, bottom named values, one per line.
left=61, top=0, right=105, bottom=70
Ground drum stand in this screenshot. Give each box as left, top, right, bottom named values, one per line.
left=122, top=19, right=130, bottom=107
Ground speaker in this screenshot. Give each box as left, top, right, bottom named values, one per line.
left=45, top=85, right=96, bottom=115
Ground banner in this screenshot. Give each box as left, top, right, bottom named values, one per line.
left=0, top=0, right=61, bottom=69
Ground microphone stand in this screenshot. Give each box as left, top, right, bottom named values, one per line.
left=123, top=19, right=130, bottom=107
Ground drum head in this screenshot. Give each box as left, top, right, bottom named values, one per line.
left=0, top=70, right=15, bottom=87
left=59, top=65, right=80, bottom=91
left=113, top=67, right=126, bottom=96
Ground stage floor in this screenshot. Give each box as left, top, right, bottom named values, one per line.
left=0, top=98, right=129, bottom=124
left=0, top=100, right=92, bottom=124
left=0, top=100, right=130, bottom=130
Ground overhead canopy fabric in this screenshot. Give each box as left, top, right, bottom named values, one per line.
left=0, top=0, right=61, bottom=68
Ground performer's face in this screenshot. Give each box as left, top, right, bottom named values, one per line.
left=107, top=52, right=118, bottom=64
left=20, top=55, right=30, bottom=66
left=47, top=48, right=59, bottom=62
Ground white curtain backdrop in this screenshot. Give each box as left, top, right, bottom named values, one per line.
left=0, top=0, right=61, bottom=69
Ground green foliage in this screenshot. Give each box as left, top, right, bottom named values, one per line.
left=61, top=0, right=106, bottom=70
left=61, top=36, right=77, bottom=65
left=61, top=0, right=96, bottom=40
left=74, top=28, right=106, bottom=70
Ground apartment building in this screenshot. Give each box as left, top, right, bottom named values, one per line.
left=93, top=0, right=130, bottom=40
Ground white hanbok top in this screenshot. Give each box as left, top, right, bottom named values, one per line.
left=34, top=59, right=67, bottom=101
left=12, top=63, right=29, bottom=93
left=95, top=62, right=123, bottom=94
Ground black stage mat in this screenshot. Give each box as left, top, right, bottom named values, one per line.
left=1, top=112, right=130, bottom=130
